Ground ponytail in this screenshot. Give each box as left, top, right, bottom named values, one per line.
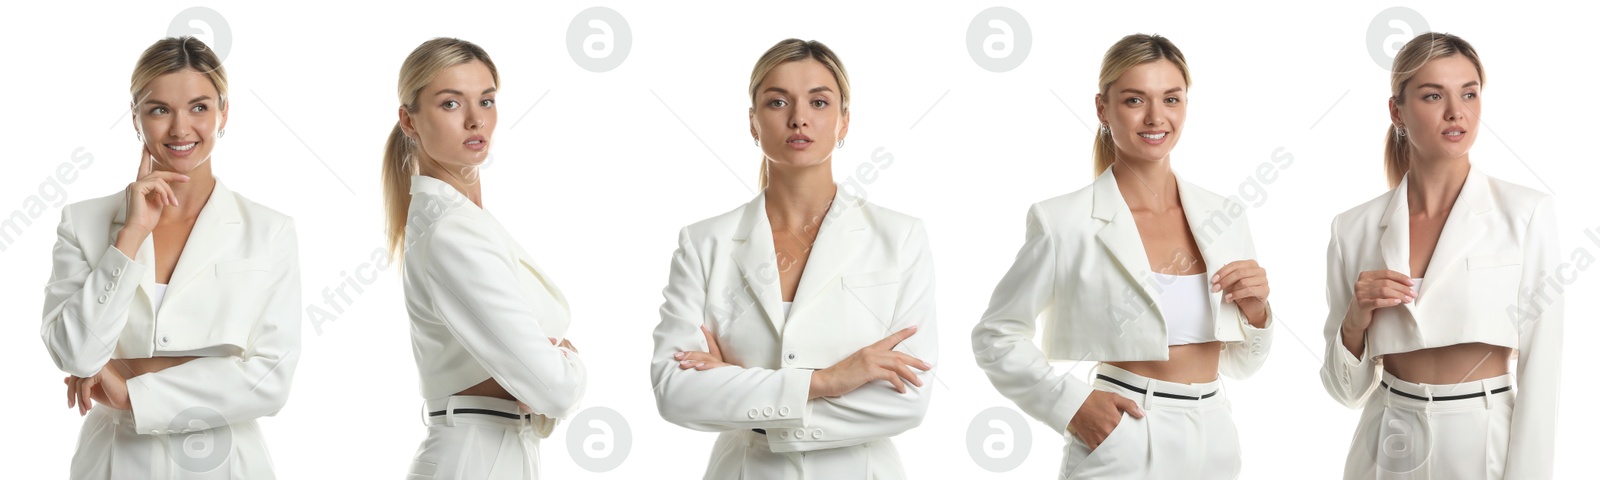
left=1092, top=125, right=1116, bottom=176
left=1384, top=125, right=1409, bottom=189
left=382, top=123, right=416, bottom=261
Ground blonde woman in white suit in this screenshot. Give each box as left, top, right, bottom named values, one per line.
left=42, top=36, right=301, bottom=479
left=651, top=38, right=936, bottom=480
left=1320, top=33, right=1562, bottom=480
left=972, top=34, right=1275, bottom=479
left=384, top=38, right=585, bottom=480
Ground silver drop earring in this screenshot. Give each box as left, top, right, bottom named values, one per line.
left=218, top=128, right=226, bottom=138
left=837, top=139, right=845, bottom=148
left=1101, top=125, right=1110, bottom=135
left=1396, top=125, right=1405, bottom=137
left=753, top=138, right=760, bottom=147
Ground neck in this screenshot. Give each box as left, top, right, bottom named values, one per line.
left=763, top=159, right=837, bottom=231
left=420, top=158, right=484, bottom=208
left=1405, top=153, right=1470, bottom=217
left=159, top=161, right=216, bottom=222
left=1111, top=156, right=1178, bottom=212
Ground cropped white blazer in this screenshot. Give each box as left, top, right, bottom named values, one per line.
left=41, top=180, right=301, bottom=435
left=402, top=175, right=585, bottom=427
left=1319, top=166, right=1562, bottom=478
left=650, top=186, right=937, bottom=453
left=972, top=168, right=1275, bottom=435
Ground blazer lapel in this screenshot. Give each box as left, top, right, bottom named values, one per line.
left=1175, top=177, right=1230, bottom=323
left=1418, top=167, right=1493, bottom=299
left=1092, top=168, right=1161, bottom=318
left=788, top=186, right=868, bottom=324
left=730, top=192, right=786, bottom=335
left=165, top=181, right=243, bottom=305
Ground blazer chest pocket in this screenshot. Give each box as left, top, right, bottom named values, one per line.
left=842, top=270, right=901, bottom=325
left=1466, top=251, right=1522, bottom=316
left=216, top=257, right=272, bottom=275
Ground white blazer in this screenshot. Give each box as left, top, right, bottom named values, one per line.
left=1319, top=166, right=1561, bottom=478
left=650, top=186, right=936, bottom=478
left=40, top=180, right=301, bottom=435
left=972, top=168, right=1274, bottom=435
left=403, top=175, right=585, bottom=428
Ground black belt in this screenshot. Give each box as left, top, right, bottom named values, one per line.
left=428, top=408, right=531, bottom=420
left=1381, top=381, right=1511, bottom=402
left=1096, top=374, right=1218, bottom=401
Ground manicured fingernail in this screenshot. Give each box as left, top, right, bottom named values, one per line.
left=673, top=352, right=684, bottom=360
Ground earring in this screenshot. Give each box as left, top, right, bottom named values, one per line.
left=1101, top=125, right=1110, bottom=135
left=753, top=138, right=759, bottom=147
left=1395, top=125, right=1405, bottom=137
left=218, top=128, right=226, bottom=138
left=837, top=139, right=845, bottom=148
left=135, top=132, right=143, bottom=142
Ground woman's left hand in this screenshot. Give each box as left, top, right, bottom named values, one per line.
left=65, top=366, right=131, bottom=416
left=675, top=325, right=735, bottom=371
left=1213, top=260, right=1270, bottom=327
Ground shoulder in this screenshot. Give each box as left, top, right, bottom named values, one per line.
left=227, top=187, right=295, bottom=234
left=678, top=201, right=748, bottom=242
left=61, top=190, right=124, bottom=224
left=1330, top=187, right=1394, bottom=233
left=1484, top=174, right=1552, bottom=220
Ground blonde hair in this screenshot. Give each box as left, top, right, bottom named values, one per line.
left=1092, top=34, right=1190, bottom=177
left=748, top=39, right=851, bottom=189
left=383, top=38, right=500, bottom=261
left=1384, top=33, right=1484, bottom=188
left=130, top=36, right=228, bottom=108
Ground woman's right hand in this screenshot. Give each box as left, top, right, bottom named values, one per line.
left=1340, top=270, right=1414, bottom=356
left=116, top=146, right=188, bottom=257
left=1067, top=389, right=1145, bottom=450
left=809, top=326, right=930, bottom=399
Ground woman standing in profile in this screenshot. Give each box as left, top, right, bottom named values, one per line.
left=651, top=38, right=937, bottom=479
left=1320, top=33, right=1561, bottom=479
left=43, top=36, right=302, bottom=478
left=385, top=38, right=586, bottom=480
left=971, top=34, right=1275, bottom=479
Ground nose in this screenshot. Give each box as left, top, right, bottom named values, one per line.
left=787, top=107, right=808, bottom=130
left=1443, top=96, right=1464, bottom=122
left=466, top=111, right=483, bottom=130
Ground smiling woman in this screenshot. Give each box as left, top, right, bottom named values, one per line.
left=40, top=36, right=302, bottom=479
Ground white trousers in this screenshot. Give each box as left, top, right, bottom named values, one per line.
left=70, top=404, right=275, bottom=479
left=1342, top=370, right=1513, bottom=480
left=703, top=429, right=907, bottom=480
left=408, top=396, right=553, bottom=480
left=1060, top=363, right=1242, bottom=480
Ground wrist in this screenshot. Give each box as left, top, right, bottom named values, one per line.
left=808, top=369, right=831, bottom=399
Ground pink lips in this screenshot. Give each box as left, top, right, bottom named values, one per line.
left=786, top=133, right=813, bottom=150
left=464, top=135, right=487, bottom=151
left=164, top=141, right=198, bottom=158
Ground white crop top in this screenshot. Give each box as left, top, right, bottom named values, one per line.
left=150, top=283, right=169, bottom=314
left=1152, top=272, right=1217, bottom=346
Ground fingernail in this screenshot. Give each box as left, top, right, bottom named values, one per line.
left=673, top=352, right=684, bottom=360
left=679, top=360, right=692, bottom=367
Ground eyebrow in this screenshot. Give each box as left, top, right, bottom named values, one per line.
left=1118, top=87, right=1185, bottom=95
left=433, top=87, right=498, bottom=96
left=762, top=86, right=836, bottom=95
left=1415, top=81, right=1480, bottom=90
left=142, top=95, right=214, bottom=106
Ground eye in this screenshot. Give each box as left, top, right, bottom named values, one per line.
left=479, top=98, right=495, bottom=108
left=442, top=100, right=460, bottom=110
left=190, top=104, right=207, bottom=113
left=1164, top=96, right=1181, bottom=104
left=767, top=98, right=788, bottom=108
left=1125, top=97, right=1144, bottom=106
left=810, top=99, right=829, bottom=108
left=1422, top=93, right=1441, bottom=101
left=1463, top=92, right=1477, bottom=100
left=149, top=106, right=169, bottom=115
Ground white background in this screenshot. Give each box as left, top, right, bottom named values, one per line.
left=2, top=1, right=1594, bottom=478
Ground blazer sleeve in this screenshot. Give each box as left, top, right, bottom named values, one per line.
left=40, top=206, right=149, bottom=378
left=1319, top=218, right=1382, bottom=408
left=123, top=218, right=302, bottom=435
left=650, top=228, right=813, bottom=433
left=971, top=204, right=1091, bottom=436
left=1505, top=196, right=1562, bottom=479
left=765, top=219, right=938, bottom=453
left=416, top=213, right=587, bottom=419
left=1219, top=209, right=1276, bottom=380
